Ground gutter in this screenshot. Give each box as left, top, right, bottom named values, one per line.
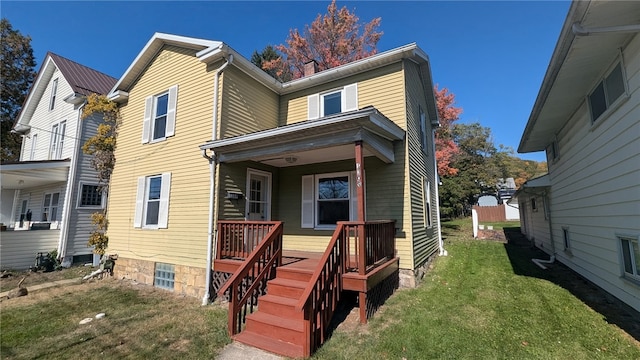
left=58, top=101, right=86, bottom=264
left=432, top=128, right=446, bottom=257
left=202, top=55, right=233, bottom=306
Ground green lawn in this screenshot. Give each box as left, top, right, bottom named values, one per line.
left=2, top=219, right=638, bottom=359
left=314, top=219, right=640, bottom=359
left=1, top=281, right=230, bottom=359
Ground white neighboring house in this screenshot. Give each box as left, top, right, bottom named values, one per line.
left=0, top=52, right=116, bottom=270
left=517, top=1, right=640, bottom=312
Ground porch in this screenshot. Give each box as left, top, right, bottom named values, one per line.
left=0, top=228, right=60, bottom=270
left=213, top=220, right=398, bottom=358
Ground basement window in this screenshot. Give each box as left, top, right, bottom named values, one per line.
left=154, top=263, right=175, bottom=290
left=619, top=235, right=640, bottom=283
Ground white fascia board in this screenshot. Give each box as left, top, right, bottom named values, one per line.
left=1, top=160, right=71, bottom=172
left=108, top=32, right=222, bottom=96
left=15, top=56, right=56, bottom=129
left=280, top=43, right=422, bottom=94
left=200, top=108, right=400, bottom=150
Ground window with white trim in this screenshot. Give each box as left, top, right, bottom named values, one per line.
left=142, top=85, right=178, bottom=143
left=42, top=192, right=60, bottom=222
left=301, top=172, right=358, bottom=229
left=78, top=184, right=104, bottom=208
left=49, top=121, right=66, bottom=159
left=134, top=173, right=171, bottom=229
left=531, top=197, right=538, bottom=212
left=307, top=83, right=358, bottom=119
left=423, top=177, right=432, bottom=228
left=419, top=107, right=428, bottom=152
left=589, top=61, right=626, bottom=123
left=619, top=235, right=640, bottom=282
left=49, top=78, right=58, bottom=111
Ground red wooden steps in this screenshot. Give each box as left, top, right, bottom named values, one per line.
left=233, top=265, right=312, bottom=358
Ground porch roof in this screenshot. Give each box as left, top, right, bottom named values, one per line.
left=0, top=159, right=70, bottom=190
left=199, top=107, right=405, bottom=167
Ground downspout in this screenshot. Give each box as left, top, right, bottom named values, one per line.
left=531, top=189, right=555, bottom=269
left=432, top=128, right=446, bottom=256
left=58, top=101, right=86, bottom=265
left=202, top=54, right=233, bottom=306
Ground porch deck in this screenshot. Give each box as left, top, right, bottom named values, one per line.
left=215, top=249, right=399, bottom=293
left=213, top=220, right=399, bottom=358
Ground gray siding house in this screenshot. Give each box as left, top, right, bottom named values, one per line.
left=517, top=0, right=640, bottom=312
left=0, top=53, right=116, bottom=269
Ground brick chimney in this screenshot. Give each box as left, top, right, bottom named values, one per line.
left=304, top=60, right=318, bottom=77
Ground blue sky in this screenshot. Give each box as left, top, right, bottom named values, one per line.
left=4, top=1, right=571, bottom=162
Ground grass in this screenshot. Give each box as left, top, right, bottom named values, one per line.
left=1, top=280, right=230, bottom=359
left=1, top=219, right=638, bottom=359
left=313, top=218, right=640, bottom=360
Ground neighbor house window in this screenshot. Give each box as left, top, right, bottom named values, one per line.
left=307, top=83, right=358, bottom=119
left=619, top=236, right=640, bottom=282
left=563, top=227, right=571, bottom=251
left=78, top=184, right=104, bottom=208
left=154, top=263, right=175, bottom=290
left=423, top=177, right=432, bottom=228
left=49, top=121, right=66, bottom=159
left=42, top=192, right=60, bottom=221
left=134, top=173, right=171, bottom=229
left=589, top=61, right=626, bottom=123
left=49, top=78, right=58, bottom=111
left=531, top=197, right=537, bottom=212
left=301, top=172, right=358, bottom=229
left=142, top=85, right=178, bottom=143
left=419, top=107, right=428, bottom=152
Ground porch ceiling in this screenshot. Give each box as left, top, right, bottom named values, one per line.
left=0, top=159, right=70, bottom=190
left=199, top=107, right=405, bottom=167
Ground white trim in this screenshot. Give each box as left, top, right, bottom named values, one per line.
left=76, top=182, right=106, bottom=209
left=617, top=234, right=640, bottom=283
left=245, top=168, right=272, bottom=221
left=133, top=176, right=145, bottom=228
left=142, top=96, right=152, bottom=143
left=313, top=171, right=354, bottom=230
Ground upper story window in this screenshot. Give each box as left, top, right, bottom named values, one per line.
left=134, top=172, right=171, bottom=229
left=307, top=83, right=358, bottom=120
left=588, top=61, right=626, bottom=123
left=142, top=85, right=178, bottom=143
left=419, top=107, right=428, bottom=152
left=546, top=139, right=559, bottom=163
left=49, top=121, right=66, bottom=159
left=49, top=78, right=58, bottom=111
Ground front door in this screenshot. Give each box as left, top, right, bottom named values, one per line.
left=246, top=169, right=271, bottom=221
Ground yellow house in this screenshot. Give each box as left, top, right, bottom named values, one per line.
left=107, top=33, right=443, bottom=357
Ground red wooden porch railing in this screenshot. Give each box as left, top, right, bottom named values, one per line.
left=296, top=222, right=349, bottom=357
left=217, top=221, right=283, bottom=335
left=216, top=221, right=280, bottom=259
left=346, top=220, right=396, bottom=275
left=295, top=220, right=395, bottom=356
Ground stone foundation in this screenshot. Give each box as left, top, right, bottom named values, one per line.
left=112, top=257, right=207, bottom=299
left=399, top=255, right=437, bottom=288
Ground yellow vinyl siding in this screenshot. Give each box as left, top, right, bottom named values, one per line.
left=219, top=66, right=279, bottom=139
left=107, top=45, right=215, bottom=268
left=280, top=63, right=405, bottom=127
left=404, top=60, right=439, bottom=269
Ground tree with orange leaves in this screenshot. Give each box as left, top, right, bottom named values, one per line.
left=434, top=85, right=462, bottom=176
left=261, top=0, right=382, bottom=80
